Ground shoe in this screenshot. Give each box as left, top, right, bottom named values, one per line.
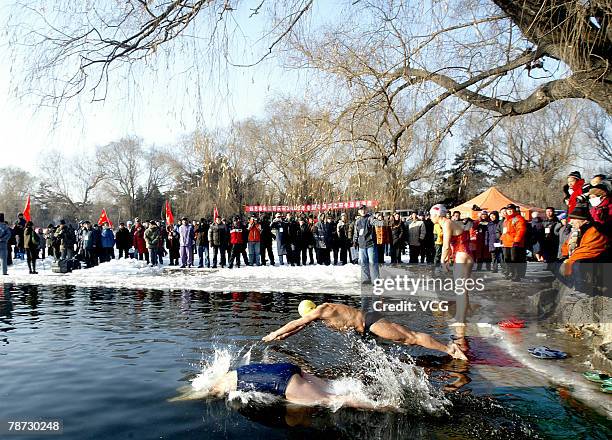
left=198, top=265, right=203, bottom=268
left=180, top=265, right=186, bottom=268
left=211, top=265, right=217, bottom=269
left=229, top=264, right=233, bottom=269
left=32, top=271, right=38, bottom=274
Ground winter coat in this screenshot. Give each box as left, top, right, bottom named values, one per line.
left=144, top=225, right=161, bottom=249
left=374, top=221, right=390, bottom=245
left=314, top=221, right=334, bottom=249
left=23, top=226, right=40, bottom=249
left=0, top=222, right=11, bottom=245
left=299, top=222, right=312, bottom=247
left=423, top=219, right=434, bottom=245
left=82, top=229, right=96, bottom=250
left=54, top=224, right=76, bottom=250
left=286, top=220, right=301, bottom=247
left=564, top=223, right=609, bottom=274
left=590, top=197, right=612, bottom=226
left=530, top=219, right=545, bottom=254
left=271, top=218, right=288, bottom=255
left=407, top=220, right=426, bottom=246
left=229, top=224, right=244, bottom=245
left=195, top=224, right=210, bottom=246
left=247, top=222, right=262, bottom=242
left=179, top=224, right=195, bottom=247
left=471, top=220, right=490, bottom=259
left=501, top=213, right=527, bottom=248
left=208, top=223, right=227, bottom=247
left=166, top=230, right=180, bottom=252
left=92, top=227, right=102, bottom=249
left=115, top=227, right=131, bottom=249
left=101, top=228, right=115, bottom=248
left=336, top=220, right=351, bottom=246
left=353, top=214, right=376, bottom=248
left=133, top=225, right=147, bottom=254
left=260, top=220, right=275, bottom=246
left=486, top=220, right=500, bottom=252
left=390, top=220, right=405, bottom=246
left=556, top=223, right=572, bottom=259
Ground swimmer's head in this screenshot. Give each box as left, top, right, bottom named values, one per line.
left=429, top=204, right=447, bottom=222
left=298, top=300, right=317, bottom=317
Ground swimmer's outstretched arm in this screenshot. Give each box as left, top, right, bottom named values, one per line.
left=262, top=309, right=322, bottom=342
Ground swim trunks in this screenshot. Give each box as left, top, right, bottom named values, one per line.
left=236, top=363, right=301, bottom=397
left=450, top=230, right=472, bottom=257
left=363, top=311, right=384, bottom=336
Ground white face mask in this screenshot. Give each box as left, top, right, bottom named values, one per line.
left=568, top=188, right=574, bottom=195
left=589, top=197, right=601, bottom=207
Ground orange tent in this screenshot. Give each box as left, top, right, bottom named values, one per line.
left=450, top=187, right=545, bottom=219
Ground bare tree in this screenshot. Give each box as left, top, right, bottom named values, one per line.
left=584, top=111, right=612, bottom=173
left=37, top=150, right=106, bottom=220
left=0, top=167, right=37, bottom=220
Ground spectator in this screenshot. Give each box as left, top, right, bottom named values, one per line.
left=228, top=217, right=244, bottom=269
left=166, top=225, right=180, bottom=266
left=353, top=205, right=379, bottom=284
left=115, top=223, right=131, bottom=259
left=247, top=216, right=262, bottom=266
left=486, top=211, right=502, bottom=273
left=422, top=213, right=435, bottom=264
left=374, top=212, right=388, bottom=265
left=271, top=213, right=288, bottom=265
left=472, top=211, right=491, bottom=271
left=13, top=220, right=25, bottom=259
left=91, top=223, right=102, bottom=266
left=260, top=215, right=275, bottom=266
left=36, top=227, right=46, bottom=259
left=195, top=218, right=210, bottom=268
left=298, top=216, right=312, bottom=266
left=451, top=211, right=461, bottom=221
left=530, top=212, right=545, bottom=262
left=100, top=222, right=115, bottom=262
left=555, top=212, right=572, bottom=260
left=178, top=217, right=195, bottom=268
left=407, top=212, right=425, bottom=264
left=0, top=213, right=10, bottom=275
left=54, top=220, right=76, bottom=260
left=336, top=213, right=351, bottom=265
left=390, top=212, right=405, bottom=265
left=209, top=216, right=227, bottom=268
left=588, top=184, right=611, bottom=228
left=144, top=220, right=161, bottom=266
left=542, top=207, right=560, bottom=266
left=45, top=224, right=56, bottom=259
left=313, top=213, right=332, bottom=265
left=500, top=204, right=527, bottom=281
left=286, top=214, right=301, bottom=266
left=23, top=221, right=40, bottom=274
left=326, top=215, right=338, bottom=265
left=133, top=221, right=149, bottom=263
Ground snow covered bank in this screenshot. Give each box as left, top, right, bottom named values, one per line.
left=2, top=257, right=361, bottom=294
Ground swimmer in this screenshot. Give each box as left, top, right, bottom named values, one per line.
left=198, top=361, right=381, bottom=409
left=262, top=300, right=467, bottom=360
left=429, top=204, right=474, bottom=327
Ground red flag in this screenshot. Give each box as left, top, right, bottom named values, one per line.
left=213, top=206, right=219, bottom=220
left=23, top=195, right=31, bottom=222
left=98, top=209, right=113, bottom=228
left=165, top=200, right=175, bottom=225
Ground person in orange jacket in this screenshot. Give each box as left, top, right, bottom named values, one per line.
left=560, top=206, right=609, bottom=277
left=500, top=203, right=527, bottom=281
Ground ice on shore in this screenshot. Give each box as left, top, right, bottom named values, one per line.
left=2, top=256, right=361, bottom=294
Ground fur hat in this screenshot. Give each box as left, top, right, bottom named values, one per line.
left=589, top=183, right=609, bottom=198
left=568, top=206, right=589, bottom=220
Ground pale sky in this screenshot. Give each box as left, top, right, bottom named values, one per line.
left=0, top=1, right=326, bottom=173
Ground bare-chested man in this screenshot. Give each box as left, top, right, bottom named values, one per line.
left=262, top=300, right=467, bottom=360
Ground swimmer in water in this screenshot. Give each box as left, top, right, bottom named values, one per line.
left=262, top=300, right=467, bottom=360
left=198, top=361, right=382, bottom=409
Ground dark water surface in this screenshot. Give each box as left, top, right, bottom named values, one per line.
left=0, top=283, right=610, bottom=440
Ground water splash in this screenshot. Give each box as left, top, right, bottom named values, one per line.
left=185, top=339, right=450, bottom=415
left=325, top=337, right=450, bottom=415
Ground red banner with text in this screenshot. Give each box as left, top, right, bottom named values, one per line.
left=244, top=200, right=379, bottom=213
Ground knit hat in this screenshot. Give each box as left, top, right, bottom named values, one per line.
left=568, top=206, right=589, bottom=220
left=567, top=170, right=582, bottom=180
left=589, top=183, right=609, bottom=198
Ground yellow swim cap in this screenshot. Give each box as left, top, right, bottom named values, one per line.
left=298, top=300, right=316, bottom=317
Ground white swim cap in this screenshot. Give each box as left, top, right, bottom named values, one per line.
left=298, top=300, right=317, bottom=317
left=429, top=204, right=448, bottom=217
